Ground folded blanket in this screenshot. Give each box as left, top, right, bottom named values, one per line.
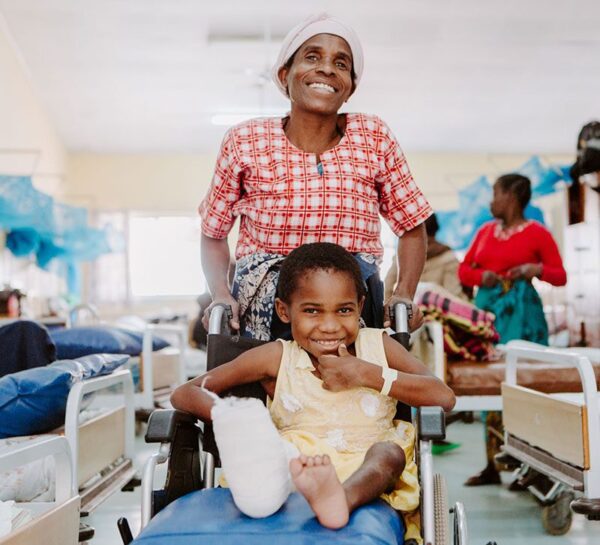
left=418, top=286, right=499, bottom=361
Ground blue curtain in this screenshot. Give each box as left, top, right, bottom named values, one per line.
left=0, top=176, right=117, bottom=294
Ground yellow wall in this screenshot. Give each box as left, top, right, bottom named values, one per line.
left=65, top=150, right=574, bottom=215
left=407, top=152, right=573, bottom=210
left=0, top=18, right=66, bottom=195
left=66, top=153, right=215, bottom=211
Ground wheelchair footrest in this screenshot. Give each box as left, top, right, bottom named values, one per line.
left=133, top=488, right=405, bottom=544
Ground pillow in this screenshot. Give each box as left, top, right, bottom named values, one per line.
left=120, top=328, right=170, bottom=352
left=0, top=354, right=129, bottom=438
left=0, top=366, right=75, bottom=438
left=50, top=353, right=129, bottom=380
left=49, top=326, right=169, bottom=359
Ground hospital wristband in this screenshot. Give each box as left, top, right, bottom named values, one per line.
left=380, top=367, right=399, bottom=396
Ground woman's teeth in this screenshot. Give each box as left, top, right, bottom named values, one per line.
left=309, top=82, right=335, bottom=93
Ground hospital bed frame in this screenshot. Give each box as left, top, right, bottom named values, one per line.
left=120, top=304, right=470, bottom=545
left=0, top=436, right=79, bottom=545
left=69, top=304, right=187, bottom=411
left=499, top=344, right=600, bottom=534
left=0, top=317, right=137, bottom=514
left=64, top=368, right=136, bottom=513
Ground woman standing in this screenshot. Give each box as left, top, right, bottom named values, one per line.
left=459, top=173, right=567, bottom=485
left=200, top=14, right=432, bottom=340
left=459, top=173, right=566, bottom=345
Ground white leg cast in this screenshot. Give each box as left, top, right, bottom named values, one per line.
left=211, top=396, right=293, bottom=518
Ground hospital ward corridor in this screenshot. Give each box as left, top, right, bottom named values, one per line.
left=1, top=2, right=599, bottom=544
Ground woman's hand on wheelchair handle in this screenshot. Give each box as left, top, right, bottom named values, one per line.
left=383, top=294, right=423, bottom=332
left=202, top=294, right=240, bottom=332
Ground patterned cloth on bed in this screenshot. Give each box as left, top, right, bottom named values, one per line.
left=418, top=287, right=499, bottom=361
left=0, top=436, right=55, bottom=502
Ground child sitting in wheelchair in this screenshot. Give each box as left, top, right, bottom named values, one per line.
left=171, top=242, right=455, bottom=543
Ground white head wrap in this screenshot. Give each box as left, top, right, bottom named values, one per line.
left=272, top=13, right=364, bottom=97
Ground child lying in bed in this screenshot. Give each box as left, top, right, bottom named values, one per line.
left=171, top=242, right=455, bottom=543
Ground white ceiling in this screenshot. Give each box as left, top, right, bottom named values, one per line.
left=1, top=0, right=599, bottom=154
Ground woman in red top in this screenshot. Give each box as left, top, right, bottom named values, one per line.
left=459, top=173, right=566, bottom=344
left=459, top=173, right=567, bottom=486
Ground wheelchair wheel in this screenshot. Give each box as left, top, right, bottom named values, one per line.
left=541, top=491, right=574, bottom=535
left=434, top=473, right=449, bottom=545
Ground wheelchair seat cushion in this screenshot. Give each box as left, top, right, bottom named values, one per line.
left=134, top=488, right=404, bottom=545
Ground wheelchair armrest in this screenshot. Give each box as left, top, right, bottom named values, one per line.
left=144, top=409, right=203, bottom=514
left=145, top=409, right=200, bottom=443
left=417, top=406, right=446, bottom=441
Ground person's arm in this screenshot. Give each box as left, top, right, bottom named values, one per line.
left=442, top=258, right=467, bottom=300
left=373, top=116, right=432, bottom=331
left=383, top=223, right=426, bottom=330
left=170, top=341, right=282, bottom=422
left=317, top=335, right=455, bottom=412
left=458, top=226, right=497, bottom=287
left=199, top=129, right=242, bottom=329
left=532, top=226, right=566, bottom=285
left=506, top=225, right=567, bottom=286
left=537, top=229, right=567, bottom=285
left=201, top=234, right=240, bottom=330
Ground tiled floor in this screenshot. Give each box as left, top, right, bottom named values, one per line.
left=86, top=418, right=600, bottom=544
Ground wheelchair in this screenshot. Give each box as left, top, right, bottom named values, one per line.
left=118, top=303, right=469, bottom=545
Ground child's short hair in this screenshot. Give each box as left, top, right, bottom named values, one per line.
left=277, top=243, right=367, bottom=303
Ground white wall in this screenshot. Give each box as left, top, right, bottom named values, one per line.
left=0, top=17, right=68, bottom=311
left=0, top=16, right=66, bottom=194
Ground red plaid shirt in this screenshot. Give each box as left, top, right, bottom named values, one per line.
left=200, top=113, right=432, bottom=258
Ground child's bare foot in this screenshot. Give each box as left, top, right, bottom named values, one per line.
left=289, top=454, right=349, bottom=529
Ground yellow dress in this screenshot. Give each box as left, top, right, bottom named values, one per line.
left=270, top=328, right=421, bottom=542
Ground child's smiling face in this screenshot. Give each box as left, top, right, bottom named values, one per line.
left=275, top=268, right=364, bottom=360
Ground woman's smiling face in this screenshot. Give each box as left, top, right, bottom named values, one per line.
left=278, top=33, right=354, bottom=116
left=275, top=268, right=363, bottom=361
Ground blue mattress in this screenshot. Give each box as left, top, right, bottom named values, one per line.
left=133, top=488, right=404, bottom=545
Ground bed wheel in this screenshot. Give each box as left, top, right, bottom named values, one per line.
left=433, top=473, right=449, bottom=545
left=78, top=521, right=95, bottom=542
left=541, top=491, right=574, bottom=535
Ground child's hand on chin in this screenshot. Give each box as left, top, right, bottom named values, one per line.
left=318, top=344, right=363, bottom=392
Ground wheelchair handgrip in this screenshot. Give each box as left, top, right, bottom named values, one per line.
left=391, top=302, right=410, bottom=332
left=208, top=304, right=233, bottom=335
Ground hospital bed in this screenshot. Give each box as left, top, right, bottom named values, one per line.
left=0, top=436, right=79, bottom=545
left=410, top=323, right=600, bottom=412
left=1, top=366, right=136, bottom=515
left=64, top=304, right=188, bottom=412
left=118, top=303, right=471, bottom=545
left=499, top=344, right=600, bottom=535
left=0, top=318, right=137, bottom=517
